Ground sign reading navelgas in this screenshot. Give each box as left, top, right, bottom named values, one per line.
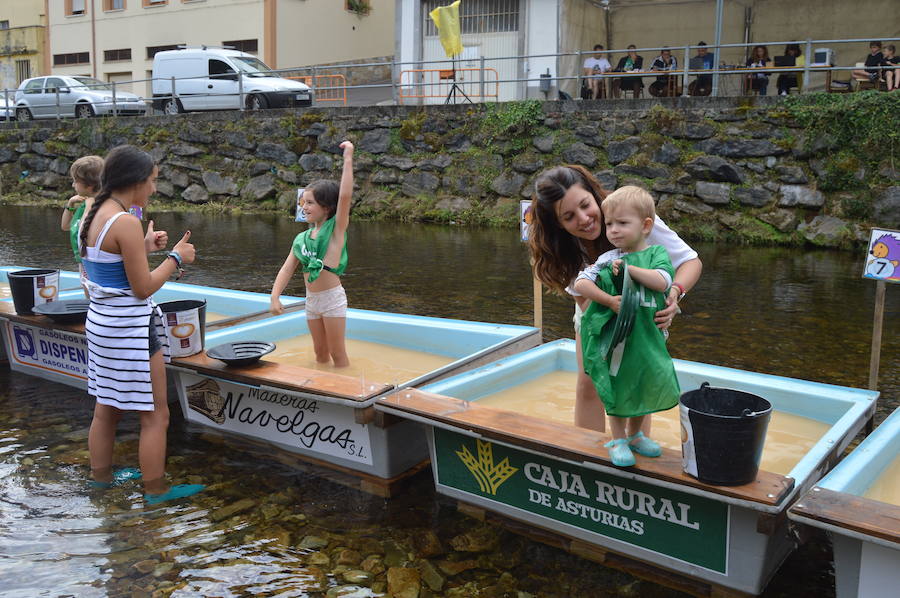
left=434, top=428, right=728, bottom=573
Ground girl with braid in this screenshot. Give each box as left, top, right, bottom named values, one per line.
left=80, top=144, right=203, bottom=504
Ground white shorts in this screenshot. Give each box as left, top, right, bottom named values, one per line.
left=573, top=301, right=584, bottom=335
left=305, top=285, right=347, bottom=320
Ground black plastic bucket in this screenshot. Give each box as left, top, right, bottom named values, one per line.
left=159, top=299, right=206, bottom=357
left=8, top=269, right=60, bottom=315
left=679, top=382, right=772, bottom=486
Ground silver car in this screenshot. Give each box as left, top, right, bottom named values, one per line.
left=14, top=75, right=147, bottom=120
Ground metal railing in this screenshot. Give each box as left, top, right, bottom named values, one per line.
left=1, top=35, right=898, bottom=124
left=398, top=67, right=499, bottom=104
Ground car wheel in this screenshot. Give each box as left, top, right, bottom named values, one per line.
left=15, top=107, right=32, bottom=121
left=162, top=98, right=183, bottom=115
left=75, top=104, right=95, bottom=119
left=247, top=94, right=268, bottom=110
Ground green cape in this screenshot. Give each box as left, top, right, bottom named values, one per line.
left=580, top=245, right=680, bottom=417
left=291, top=216, right=348, bottom=282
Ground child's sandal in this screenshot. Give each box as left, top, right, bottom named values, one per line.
left=627, top=431, right=662, bottom=458
left=604, top=438, right=636, bottom=467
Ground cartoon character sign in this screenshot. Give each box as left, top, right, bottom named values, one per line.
left=864, top=229, right=900, bottom=283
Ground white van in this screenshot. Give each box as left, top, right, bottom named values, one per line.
left=151, top=47, right=312, bottom=113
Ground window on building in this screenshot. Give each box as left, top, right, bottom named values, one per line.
left=222, top=39, right=258, bottom=55
left=16, top=60, right=32, bottom=84
left=0, top=21, right=9, bottom=30
left=143, top=0, right=167, bottom=6
left=104, top=48, right=132, bottom=62
left=104, top=0, right=126, bottom=10
left=146, top=44, right=181, bottom=59
left=67, top=0, right=88, bottom=16
left=53, top=52, right=90, bottom=66
left=423, top=0, right=519, bottom=36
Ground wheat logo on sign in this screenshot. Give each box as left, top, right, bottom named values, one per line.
left=457, top=439, right=518, bottom=495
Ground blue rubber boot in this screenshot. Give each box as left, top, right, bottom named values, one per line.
left=604, top=438, right=636, bottom=467
left=144, top=484, right=205, bottom=505
left=627, top=431, right=662, bottom=458
left=89, top=467, right=143, bottom=489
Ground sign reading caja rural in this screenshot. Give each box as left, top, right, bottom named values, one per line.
left=433, top=428, right=729, bottom=573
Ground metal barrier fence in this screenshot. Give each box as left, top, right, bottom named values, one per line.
left=285, top=75, right=347, bottom=106
left=398, top=68, right=499, bottom=104
left=1, top=35, right=899, bottom=124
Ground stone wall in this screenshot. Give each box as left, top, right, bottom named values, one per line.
left=0, top=97, right=897, bottom=248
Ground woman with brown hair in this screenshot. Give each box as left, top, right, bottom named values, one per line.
left=528, top=166, right=702, bottom=433
left=746, top=45, right=772, bottom=96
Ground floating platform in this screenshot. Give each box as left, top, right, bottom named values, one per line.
left=376, top=339, right=878, bottom=596
left=0, top=266, right=302, bottom=387
left=168, top=308, right=541, bottom=492
left=789, top=407, right=900, bottom=598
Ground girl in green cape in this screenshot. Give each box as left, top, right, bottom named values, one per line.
left=573, top=186, right=681, bottom=467
left=270, top=141, right=354, bottom=367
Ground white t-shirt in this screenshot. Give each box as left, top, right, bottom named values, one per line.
left=583, top=57, right=612, bottom=76
left=567, top=216, right=697, bottom=296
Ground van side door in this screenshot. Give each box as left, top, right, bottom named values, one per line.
left=172, top=57, right=210, bottom=111
left=207, top=59, right=241, bottom=110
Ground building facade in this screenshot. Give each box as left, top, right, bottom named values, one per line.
left=45, top=0, right=394, bottom=97
left=0, top=0, right=47, bottom=93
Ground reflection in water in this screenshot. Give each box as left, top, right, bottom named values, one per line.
left=1, top=206, right=898, bottom=596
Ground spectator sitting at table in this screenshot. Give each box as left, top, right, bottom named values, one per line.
left=613, top=45, right=644, bottom=97
left=851, top=41, right=884, bottom=86
left=649, top=47, right=678, bottom=97
left=689, top=41, right=715, bottom=96
left=583, top=44, right=612, bottom=99
left=882, top=45, right=899, bottom=91
left=776, top=43, right=804, bottom=95
left=746, top=45, right=772, bottom=95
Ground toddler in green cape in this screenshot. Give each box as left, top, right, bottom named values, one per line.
left=573, top=186, right=681, bottom=467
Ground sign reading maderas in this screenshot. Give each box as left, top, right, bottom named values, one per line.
left=176, top=372, right=373, bottom=465
left=434, top=428, right=728, bottom=573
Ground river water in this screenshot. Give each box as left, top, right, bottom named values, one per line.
left=0, top=206, right=897, bottom=597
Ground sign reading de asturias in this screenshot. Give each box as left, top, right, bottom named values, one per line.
left=433, top=428, right=728, bottom=573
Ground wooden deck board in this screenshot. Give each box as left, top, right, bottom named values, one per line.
left=790, top=487, right=900, bottom=545
left=0, top=309, right=86, bottom=334
left=173, top=352, right=392, bottom=402
left=379, top=388, right=794, bottom=506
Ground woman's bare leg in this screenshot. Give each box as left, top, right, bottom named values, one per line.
left=140, top=349, right=170, bottom=495
left=89, top=403, right=122, bottom=483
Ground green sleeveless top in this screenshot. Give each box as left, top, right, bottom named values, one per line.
left=291, top=216, right=348, bottom=282
left=580, top=245, right=680, bottom=418
left=69, top=201, right=87, bottom=263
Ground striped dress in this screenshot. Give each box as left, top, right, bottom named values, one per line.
left=81, top=211, right=170, bottom=411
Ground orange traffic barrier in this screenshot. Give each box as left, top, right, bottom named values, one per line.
left=286, top=74, right=347, bottom=106
left=399, top=68, right=499, bottom=104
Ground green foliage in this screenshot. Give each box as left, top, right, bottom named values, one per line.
left=645, top=104, right=684, bottom=132
left=779, top=91, right=900, bottom=161
left=840, top=191, right=873, bottom=221
left=480, top=100, right=544, bottom=143
left=819, top=150, right=865, bottom=192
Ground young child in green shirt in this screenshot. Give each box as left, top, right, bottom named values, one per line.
left=574, top=186, right=681, bottom=467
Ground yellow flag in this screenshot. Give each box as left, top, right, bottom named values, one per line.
left=430, top=1, right=463, bottom=58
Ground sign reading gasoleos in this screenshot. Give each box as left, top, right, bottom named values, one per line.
left=433, top=428, right=729, bottom=573
left=4, top=320, right=88, bottom=380
left=176, top=372, right=373, bottom=465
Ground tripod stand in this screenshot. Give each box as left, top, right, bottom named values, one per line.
left=443, top=56, right=473, bottom=104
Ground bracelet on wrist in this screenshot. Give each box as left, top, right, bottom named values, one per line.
left=66, top=205, right=77, bottom=213
left=167, top=251, right=185, bottom=280
left=671, top=282, right=687, bottom=301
